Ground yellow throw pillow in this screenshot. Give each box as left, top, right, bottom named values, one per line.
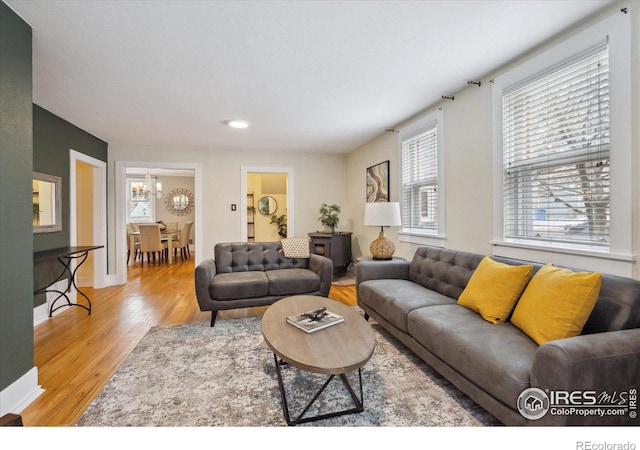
left=458, top=256, right=533, bottom=324
left=510, top=264, right=602, bottom=345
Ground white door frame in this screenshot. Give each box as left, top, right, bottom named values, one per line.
left=241, top=166, right=294, bottom=241
left=115, top=161, right=203, bottom=285
left=69, top=150, right=107, bottom=289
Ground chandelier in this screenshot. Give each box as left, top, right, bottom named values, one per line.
left=132, top=171, right=162, bottom=199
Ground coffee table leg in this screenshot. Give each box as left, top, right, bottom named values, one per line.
left=340, top=369, right=364, bottom=412
left=272, top=353, right=365, bottom=426
left=273, top=354, right=293, bottom=425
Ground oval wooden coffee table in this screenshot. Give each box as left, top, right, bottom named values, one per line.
left=262, top=295, right=375, bottom=425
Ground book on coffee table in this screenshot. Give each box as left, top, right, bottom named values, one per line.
left=286, top=307, right=344, bottom=333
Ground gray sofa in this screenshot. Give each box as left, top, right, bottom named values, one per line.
left=195, top=242, right=333, bottom=327
left=356, top=245, right=640, bottom=426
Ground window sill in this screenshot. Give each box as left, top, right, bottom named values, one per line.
left=490, top=240, right=635, bottom=277
left=398, top=231, right=446, bottom=247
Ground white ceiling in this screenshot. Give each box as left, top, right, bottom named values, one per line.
left=7, top=0, right=615, bottom=154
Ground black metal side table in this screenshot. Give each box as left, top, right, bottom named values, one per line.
left=34, top=245, right=103, bottom=317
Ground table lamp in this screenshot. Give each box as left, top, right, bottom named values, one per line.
left=364, top=202, right=401, bottom=260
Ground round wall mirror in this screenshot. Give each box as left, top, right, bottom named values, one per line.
left=258, top=196, right=277, bottom=215
left=165, top=188, right=194, bottom=215
left=173, top=194, right=190, bottom=211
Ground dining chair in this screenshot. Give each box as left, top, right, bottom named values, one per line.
left=138, top=223, right=168, bottom=266
left=126, top=223, right=141, bottom=264
left=163, top=221, right=179, bottom=232
left=172, top=221, right=193, bottom=260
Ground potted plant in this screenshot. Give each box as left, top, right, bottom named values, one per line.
left=270, top=214, right=287, bottom=238
left=318, top=203, right=341, bottom=233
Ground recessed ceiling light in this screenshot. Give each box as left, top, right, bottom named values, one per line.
left=227, top=120, right=249, bottom=129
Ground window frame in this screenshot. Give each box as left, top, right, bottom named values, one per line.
left=502, top=43, right=610, bottom=248
left=398, top=109, right=446, bottom=247
left=126, top=177, right=156, bottom=224
left=491, top=10, right=633, bottom=275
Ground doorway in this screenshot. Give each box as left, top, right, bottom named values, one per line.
left=124, top=167, right=195, bottom=266
left=69, top=150, right=107, bottom=289
left=115, top=161, right=203, bottom=285
left=241, top=167, right=294, bottom=241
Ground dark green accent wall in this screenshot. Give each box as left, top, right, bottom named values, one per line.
left=0, top=1, right=34, bottom=392
left=33, top=104, right=108, bottom=252
left=32, top=106, right=108, bottom=307
left=1, top=1, right=110, bottom=394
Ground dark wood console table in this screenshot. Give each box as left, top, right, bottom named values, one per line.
left=308, top=232, right=352, bottom=278
left=33, top=245, right=103, bottom=317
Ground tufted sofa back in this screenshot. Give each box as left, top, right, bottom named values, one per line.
left=409, top=246, right=640, bottom=334
left=409, top=247, right=484, bottom=299
left=214, top=242, right=309, bottom=273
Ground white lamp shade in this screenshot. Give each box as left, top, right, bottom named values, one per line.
left=364, top=202, right=401, bottom=227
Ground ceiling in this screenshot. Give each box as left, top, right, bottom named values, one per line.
left=7, top=0, right=615, bottom=154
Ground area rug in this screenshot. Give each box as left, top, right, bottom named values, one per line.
left=77, top=315, right=500, bottom=427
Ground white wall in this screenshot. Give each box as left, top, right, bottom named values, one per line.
left=107, top=144, right=349, bottom=274
left=346, top=131, right=400, bottom=260
left=155, top=175, right=196, bottom=242
left=347, top=82, right=495, bottom=262
left=347, top=2, right=640, bottom=277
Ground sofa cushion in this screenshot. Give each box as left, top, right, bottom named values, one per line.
left=457, top=256, right=533, bottom=324
left=358, top=279, right=456, bottom=333
left=210, top=271, right=269, bottom=300
left=511, top=264, right=602, bottom=345
left=266, top=269, right=320, bottom=296
left=408, top=304, right=538, bottom=407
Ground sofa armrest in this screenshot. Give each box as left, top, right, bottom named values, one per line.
left=355, top=260, right=410, bottom=285
left=194, top=258, right=217, bottom=311
left=532, top=328, right=640, bottom=389
left=356, top=260, right=411, bottom=305
left=309, top=254, right=333, bottom=297
left=531, top=329, right=640, bottom=425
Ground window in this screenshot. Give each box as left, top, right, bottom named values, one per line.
left=127, top=178, right=155, bottom=223
left=492, top=10, right=632, bottom=274
left=502, top=44, right=610, bottom=248
left=400, top=110, right=443, bottom=237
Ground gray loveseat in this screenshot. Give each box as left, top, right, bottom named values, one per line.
left=195, top=242, right=333, bottom=327
left=356, top=245, right=640, bottom=426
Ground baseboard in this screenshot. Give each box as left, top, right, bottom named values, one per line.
left=0, top=367, right=44, bottom=417
left=104, top=273, right=119, bottom=287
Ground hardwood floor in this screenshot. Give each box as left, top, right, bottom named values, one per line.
left=20, top=256, right=357, bottom=426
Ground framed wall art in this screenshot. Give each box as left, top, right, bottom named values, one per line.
left=366, top=160, right=389, bottom=202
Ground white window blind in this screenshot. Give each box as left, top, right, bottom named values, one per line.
left=502, top=43, right=609, bottom=248
left=401, top=120, right=438, bottom=232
